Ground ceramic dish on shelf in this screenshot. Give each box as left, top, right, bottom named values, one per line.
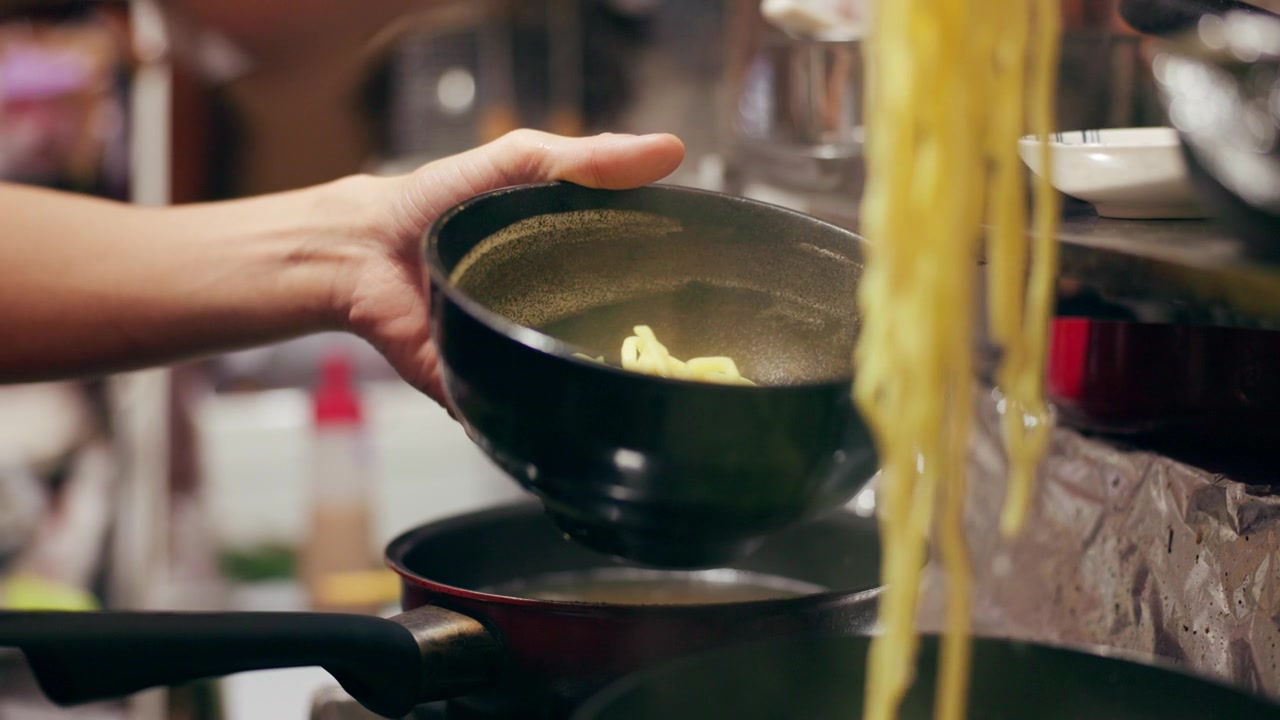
left=1018, top=127, right=1206, bottom=219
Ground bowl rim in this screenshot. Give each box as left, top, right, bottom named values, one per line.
left=1019, top=126, right=1182, bottom=149
left=423, top=181, right=863, bottom=391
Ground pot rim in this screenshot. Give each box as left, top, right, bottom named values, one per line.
left=384, top=502, right=883, bottom=613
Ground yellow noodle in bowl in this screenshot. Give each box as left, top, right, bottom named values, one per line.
left=574, top=325, right=755, bottom=386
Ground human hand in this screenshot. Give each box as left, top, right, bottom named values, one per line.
left=334, top=130, right=685, bottom=405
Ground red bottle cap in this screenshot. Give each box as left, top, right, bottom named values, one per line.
left=313, top=351, right=363, bottom=426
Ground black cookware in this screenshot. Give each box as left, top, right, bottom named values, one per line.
left=426, top=182, right=875, bottom=568
left=573, top=634, right=1280, bottom=719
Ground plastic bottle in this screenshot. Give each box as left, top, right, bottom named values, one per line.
left=299, top=350, right=377, bottom=612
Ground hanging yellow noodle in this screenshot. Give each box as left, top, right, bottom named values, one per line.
left=854, top=0, right=1060, bottom=719
left=574, top=325, right=755, bottom=386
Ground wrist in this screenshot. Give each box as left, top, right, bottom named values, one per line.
left=164, top=174, right=387, bottom=341
left=265, top=174, right=391, bottom=334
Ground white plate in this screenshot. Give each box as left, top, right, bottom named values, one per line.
left=760, top=0, right=866, bottom=38
left=1018, top=127, right=1206, bottom=220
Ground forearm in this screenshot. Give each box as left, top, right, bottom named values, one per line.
left=0, top=179, right=373, bottom=383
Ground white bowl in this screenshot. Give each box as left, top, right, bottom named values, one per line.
left=1018, top=127, right=1206, bottom=220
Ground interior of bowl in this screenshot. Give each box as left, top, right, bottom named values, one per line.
left=441, top=185, right=862, bottom=387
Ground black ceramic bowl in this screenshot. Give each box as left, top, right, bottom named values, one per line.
left=425, top=182, right=874, bottom=568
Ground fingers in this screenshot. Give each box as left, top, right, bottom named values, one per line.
left=494, top=130, right=687, bottom=189
left=395, top=129, right=686, bottom=243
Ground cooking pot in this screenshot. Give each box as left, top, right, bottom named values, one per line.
left=0, top=502, right=882, bottom=719
left=426, top=182, right=876, bottom=568
left=1047, top=318, right=1280, bottom=449
left=571, top=634, right=1280, bottom=719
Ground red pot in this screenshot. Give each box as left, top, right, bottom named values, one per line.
left=1047, top=318, right=1280, bottom=447
left=0, top=503, right=881, bottom=718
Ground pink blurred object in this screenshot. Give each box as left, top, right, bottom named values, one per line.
left=0, top=45, right=92, bottom=101
left=0, top=44, right=95, bottom=182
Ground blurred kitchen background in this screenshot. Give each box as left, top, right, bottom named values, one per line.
left=0, top=0, right=1149, bottom=718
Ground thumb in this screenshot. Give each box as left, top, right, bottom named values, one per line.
left=393, top=130, right=686, bottom=237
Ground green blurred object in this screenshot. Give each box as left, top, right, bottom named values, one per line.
left=218, top=544, right=297, bottom=582
left=1, top=572, right=100, bottom=611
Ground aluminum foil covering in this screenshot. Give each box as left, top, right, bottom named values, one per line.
left=912, top=389, right=1280, bottom=698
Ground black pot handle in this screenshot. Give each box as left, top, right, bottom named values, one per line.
left=0, top=605, right=503, bottom=719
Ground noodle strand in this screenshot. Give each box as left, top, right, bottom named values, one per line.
left=855, top=0, right=1062, bottom=718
